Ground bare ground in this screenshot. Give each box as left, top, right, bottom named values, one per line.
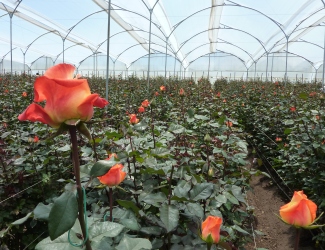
left=244, top=164, right=317, bottom=250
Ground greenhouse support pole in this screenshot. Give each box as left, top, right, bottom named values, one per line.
left=246, top=69, right=248, bottom=81
left=207, top=53, right=211, bottom=79
left=254, top=62, right=257, bottom=81
left=147, top=9, right=153, bottom=91
left=164, top=37, right=168, bottom=86
left=271, top=53, right=274, bottom=82
left=285, top=36, right=289, bottom=86
left=10, top=14, right=13, bottom=80
left=322, top=25, right=325, bottom=89
left=266, top=53, right=269, bottom=82
left=105, top=0, right=111, bottom=101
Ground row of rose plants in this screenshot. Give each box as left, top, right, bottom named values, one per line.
left=213, top=79, right=325, bottom=247
left=0, top=69, right=256, bottom=249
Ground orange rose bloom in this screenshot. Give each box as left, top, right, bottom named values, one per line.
left=22, top=92, right=27, bottom=97
left=33, top=136, right=39, bottom=143
left=279, top=191, right=317, bottom=227
left=155, top=91, right=159, bottom=96
left=290, top=106, right=296, bottom=112
left=97, top=164, right=126, bottom=187
left=179, top=88, right=185, bottom=96
left=138, top=106, right=145, bottom=113
left=141, top=99, right=150, bottom=107
left=129, top=114, right=139, bottom=124
left=226, top=121, right=233, bottom=127
left=201, top=216, right=222, bottom=243
left=18, top=64, right=108, bottom=128
left=160, top=85, right=166, bottom=91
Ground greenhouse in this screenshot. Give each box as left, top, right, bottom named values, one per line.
left=1, top=0, right=325, bottom=249
left=0, top=0, right=325, bottom=82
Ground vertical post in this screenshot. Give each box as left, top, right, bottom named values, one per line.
left=147, top=9, right=153, bottom=91
left=10, top=14, right=13, bottom=81
left=207, top=53, right=211, bottom=79
left=266, top=53, right=269, bottom=82
left=106, top=0, right=111, bottom=101
left=62, top=39, right=65, bottom=63
left=174, top=55, right=177, bottom=76
left=285, top=36, right=289, bottom=86
left=254, top=62, right=257, bottom=81
left=164, top=37, right=168, bottom=86
left=271, top=53, right=274, bottom=82
left=322, top=26, right=325, bottom=89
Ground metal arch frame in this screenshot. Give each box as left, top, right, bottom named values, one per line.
left=173, top=26, right=267, bottom=79
left=168, top=1, right=287, bottom=79
left=29, top=55, right=54, bottom=70
left=268, top=51, right=317, bottom=81
left=1, top=0, right=22, bottom=81
left=1, top=47, right=16, bottom=73
left=188, top=50, right=248, bottom=80
left=179, top=40, right=257, bottom=79
left=140, top=0, right=160, bottom=90
left=96, top=29, right=176, bottom=57
left=20, top=30, right=60, bottom=72
left=128, top=52, right=182, bottom=70
left=53, top=43, right=84, bottom=65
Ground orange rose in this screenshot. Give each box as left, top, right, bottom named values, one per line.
left=201, top=216, right=222, bottom=243
left=33, top=136, right=39, bottom=143
left=141, top=99, right=150, bottom=107
left=179, top=88, right=185, bottom=96
left=129, top=114, right=139, bottom=124
left=97, top=164, right=126, bottom=187
left=160, top=85, right=166, bottom=91
left=138, top=106, right=145, bottom=113
left=22, top=92, right=27, bottom=97
left=279, top=191, right=317, bottom=227
left=18, top=64, right=108, bottom=128
left=155, top=91, right=159, bottom=96
left=290, top=106, right=296, bottom=112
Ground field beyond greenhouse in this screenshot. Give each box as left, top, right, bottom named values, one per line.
left=0, top=73, right=325, bottom=250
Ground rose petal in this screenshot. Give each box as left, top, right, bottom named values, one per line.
left=44, top=63, right=75, bottom=79
left=18, top=103, right=59, bottom=128
left=93, top=97, right=109, bottom=108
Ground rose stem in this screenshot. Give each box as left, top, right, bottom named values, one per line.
left=109, top=187, right=113, bottom=222
left=294, top=228, right=301, bottom=250
left=69, top=125, right=92, bottom=250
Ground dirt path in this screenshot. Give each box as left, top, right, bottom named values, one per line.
left=245, top=168, right=317, bottom=250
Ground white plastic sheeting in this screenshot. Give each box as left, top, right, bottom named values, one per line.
left=0, top=0, right=324, bottom=81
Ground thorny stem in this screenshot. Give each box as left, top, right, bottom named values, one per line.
left=68, top=126, right=92, bottom=250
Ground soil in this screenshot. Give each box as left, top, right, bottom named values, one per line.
left=244, top=161, right=318, bottom=250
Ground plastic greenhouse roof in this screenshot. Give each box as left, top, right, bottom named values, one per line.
left=0, top=0, right=325, bottom=77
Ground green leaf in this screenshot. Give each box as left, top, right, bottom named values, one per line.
left=116, top=200, right=140, bottom=215
left=159, top=204, right=179, bottom=232
left=231, top=224, right=249, bottom=234
left=299, top=92, right=308, bottom=100
left=33, top=203, right=53, bottom=221
left=89, top=221, right=124, bottom=240
left=133, top=119, right=148, bottom=131
left=174, top=180, right=191, bottom=198
left=11, top=212, right=32, bottom=225
left=120, top=218, right=140, bottom=231
left=89, top=159, right=117, bottom=177
left=194, top=114, right=209, bottom=120
left=116, top=235, right=152, bottom=250
left=185, top=203, right=204, bottom=218
left=57, top=144, right=70, bottom=152
left=13, top=157, right=26, bottom=165
left=1, top=131, right=11, bottom=138
left=224, top=191, right=239, bottom=205
left=140, top=192, right=167, bottom=207
left=284, top=128, right=292, bottom=135
left=151, top=148, right=170, bottom=157
left=231, top=185, right=246, bottom=204
left=187, top=108, right=195, bottom=118
left=48, top=191, right=78, bottom=240
left=168, top=123, right=185, bottom=134
left=189, top=183, right=214, bottom=201
left=35, top=231, right=81, bottom=250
